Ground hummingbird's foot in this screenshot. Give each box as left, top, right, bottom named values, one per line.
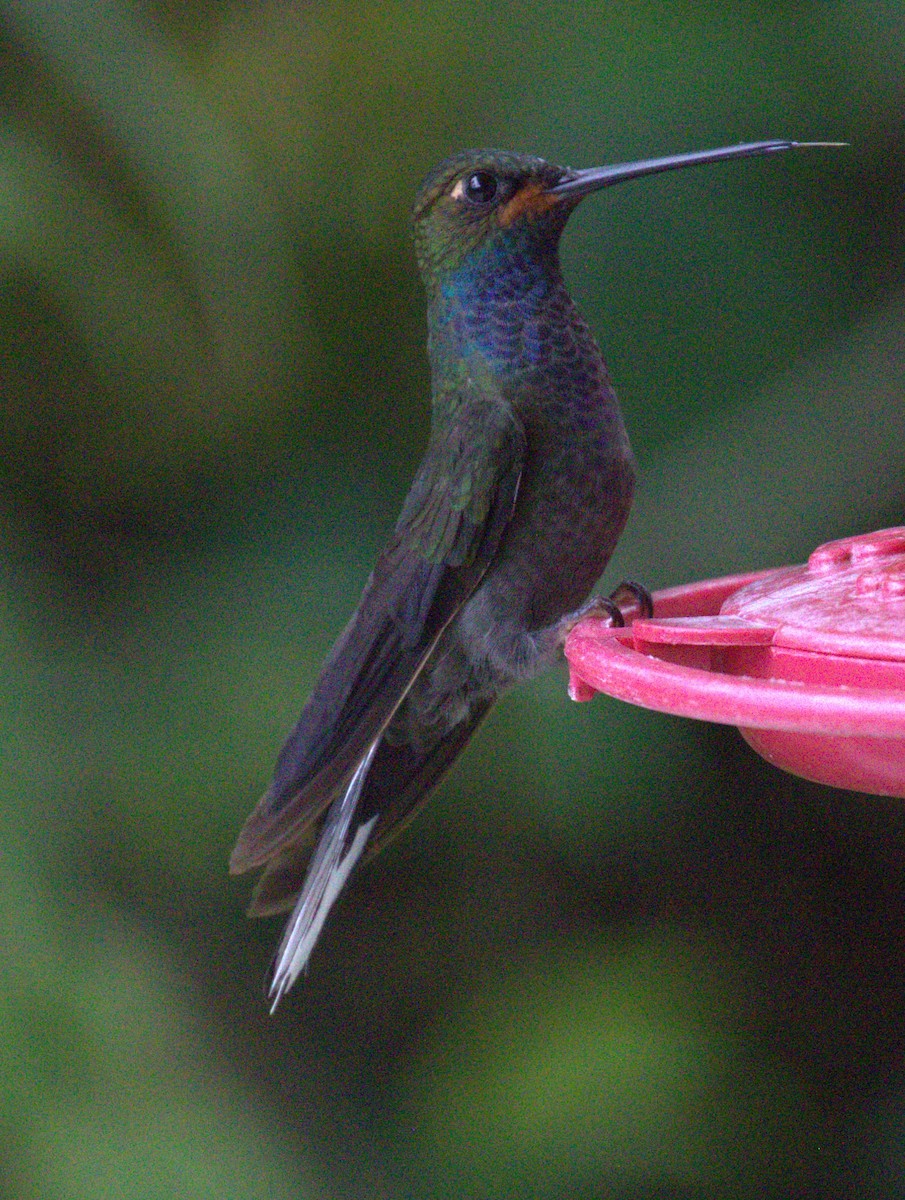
left=558, top=580, right=653, bottom=640
left=608, top=579, right=654, bottom=621
left=569, top=594, right=626, bottom=628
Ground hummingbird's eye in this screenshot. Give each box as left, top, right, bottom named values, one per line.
left=458, top=171, right=498, bottom=205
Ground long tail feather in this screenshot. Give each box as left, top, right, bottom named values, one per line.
left=266, top=739, right=380, bottom=1011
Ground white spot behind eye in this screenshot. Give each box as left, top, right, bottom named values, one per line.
left=450, top=177, right=467, bottom=201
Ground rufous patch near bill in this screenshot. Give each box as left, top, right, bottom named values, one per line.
left=498, top=178, right=563, bottom=227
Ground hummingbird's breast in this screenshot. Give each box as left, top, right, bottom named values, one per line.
left=452, top=288, right=635, bottom=686
left=425, top=245, right=635, bottom=690
left=493, top=332, right=635, bottom=625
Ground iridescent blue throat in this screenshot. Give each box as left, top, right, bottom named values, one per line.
left=430, top=228, right=563, bottom=378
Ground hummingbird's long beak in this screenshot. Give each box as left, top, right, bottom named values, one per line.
left=550, top=140, right=846, bottom=199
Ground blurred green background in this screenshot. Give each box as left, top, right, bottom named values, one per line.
left=1, top=1, right=904, bottom=1196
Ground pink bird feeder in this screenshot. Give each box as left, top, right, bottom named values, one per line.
left=565, top=528, right=905, bottom=798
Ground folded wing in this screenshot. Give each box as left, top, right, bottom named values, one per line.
left=230, top=394, right=525, bottom=875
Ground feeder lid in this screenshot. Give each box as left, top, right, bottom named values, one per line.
left=721, top=527, right=905, bottom=661
left=564, top=528, right=905, bottom=797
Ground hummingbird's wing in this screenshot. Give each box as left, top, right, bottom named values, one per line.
left=230, top=394, right=525, bottom=875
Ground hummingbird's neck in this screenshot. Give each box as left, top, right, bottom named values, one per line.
left=425, top=231, right=567, bottom=387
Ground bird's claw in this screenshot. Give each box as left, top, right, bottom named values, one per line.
left=575, top=594, right=626, bottom=627
left=564, top=579, right=653, bottom=635
left=608, top=580, right=654, bottom=620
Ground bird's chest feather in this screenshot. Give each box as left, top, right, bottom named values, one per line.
left=490, top=385, right=634, bottom=624
left=433, top=252, right=635, bottom=629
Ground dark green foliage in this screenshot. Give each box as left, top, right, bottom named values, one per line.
left=1, top=2, right=903, bottom=1197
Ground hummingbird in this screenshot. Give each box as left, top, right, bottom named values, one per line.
left=231, top=138, right=839, bottom=1009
